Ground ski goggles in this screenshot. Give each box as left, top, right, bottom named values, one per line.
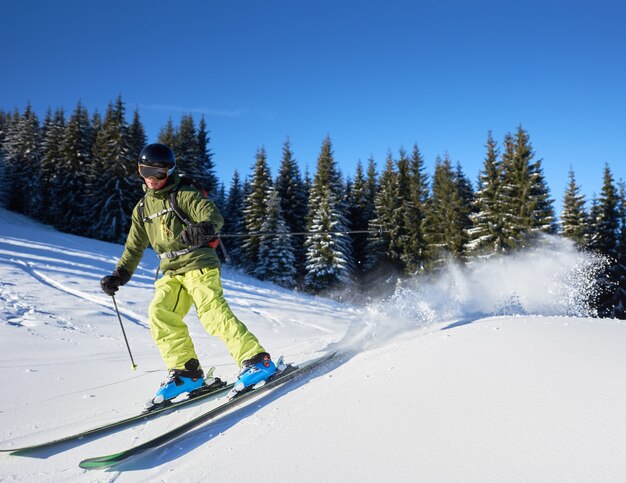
left=138, top=164, right=172, bottom=180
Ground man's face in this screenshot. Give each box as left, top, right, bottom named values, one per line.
left=144, top=176, right=168, bottom=190
left=139, top=164, right=169, bottom=190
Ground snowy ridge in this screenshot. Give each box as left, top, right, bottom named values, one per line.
left=1, top=208, right=625, bottom=482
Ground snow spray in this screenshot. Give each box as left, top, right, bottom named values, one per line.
left=340, top=236, right=607, bottom=351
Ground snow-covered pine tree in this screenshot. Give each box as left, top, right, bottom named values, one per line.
left=57, top=101, right=93, bottom=235
left=222, top=170, right=245, bottom=263
left=126, top=108, right=146, bottom=200
left=241, top=147, right=273, bottom=273
left=455, top=161, right=474, bottom=260
left=157, top=117, right=176, bottom=148
left=3, top=104, right=42, bottom=216
left=612, top=181, right=626, bottom=319
left=587, top=194, right=600, bottom=247
left=275, top=138, right=307, bottom=278
left=173, top=114, right=201, bottom=178
left=127, top=109, right=146, bottom=160
left=196, top=116, right=218, bottom=198
left=89, top=96, right=135, bottom=242
left=90, top=110, right=102, bottom=140
left=255, top=187, right=297, bottom=287
left=0, top=110, right=10, bottom=207
left=560, top=168, right=588, bottom=249
left=403, top=144, right=429, bottom=272
left=389, top=149, right=415, bottom=272
left=589, top=164, right=620, bottom=256
left=39, top=108, right=65, bottom=221
left=304, top=136, right=354, bottom=292
left=588, top=164, right=620, bottom=317
left=499, top=126, right=556, bottom=249
left=364, top=154, right=395, bottom=271
left=214, top=183, right=226, bottom=213
left=365, top=157, right=378, bottom=211
left=422, top=154, right=467, bottom=270
left=467, top=131, right=507, bottom=257
left=348, top=160, right=373, bottom=275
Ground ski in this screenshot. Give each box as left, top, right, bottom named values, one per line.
left=1, top=379, right=232, bottom=455
left=79, top=352, right=337, bottom=470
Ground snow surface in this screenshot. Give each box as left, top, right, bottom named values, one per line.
left=1, top=208, right=625, bottom=482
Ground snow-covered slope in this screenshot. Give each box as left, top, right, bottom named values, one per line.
left=1, top=209, right=625, bottom=482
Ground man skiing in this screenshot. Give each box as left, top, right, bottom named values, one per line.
left=100, top=143, right=276, bottom=408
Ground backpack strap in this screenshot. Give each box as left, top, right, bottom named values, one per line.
left=168, top=190, right=192, bottom=226
left=157, top=244, right=204, bottom=260
left=139, top=195, right=174, bottom=223
left=156, top=188, right=204, bottom=260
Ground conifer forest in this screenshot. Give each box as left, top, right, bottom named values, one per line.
left=1, top=96, right=624, bottom=318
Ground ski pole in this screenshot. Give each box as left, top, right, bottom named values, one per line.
left=111, top=294, right=138, bottom=371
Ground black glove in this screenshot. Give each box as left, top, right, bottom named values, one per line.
left=178, top=222, right=217, bottom=246
left=100, top=268, right=131, bottom=296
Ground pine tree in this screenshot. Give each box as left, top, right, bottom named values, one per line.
left=588, top=164, right=620, bottom=317
left=304, top=136, right=354, bottom=292
left=499, top=126, right=556, bottom=249
left=39, top=108, right=65, bottom=221
left=126, top=108, right=146, bottom=200
left=365, top=157, right=378, bottom=212
left=3, top=104, right=41, bottom=216
left=214, top=182, right=226, bottom=212
left=196, top=116, right=218, bottom=197
left=158, top=117, right=176, bottom=148
left=127, top=109, right=146, bottom=162
left=57, top=101, right=94, bottom=234
left=174, top=114, right=200, bottom=177
left=589, top=164, right=620, bottom=256
left=364, top=154, right=395, bottom=271
left=389, top=149, right=415, bottom=271
left=241, top=147, right=273, bottom=272
left=560, top=168, right=588, bottom=248
left=90, top=110, right=102, bottom=143
left=611, top=181, right=626, bottom=319
left=455, top=161, right=474, bottom=259
left=223, top=170, right=245, bottom=263
left=0, top=109, right=11, bottom=207
left=89, top=96, right=135, bottom=242
left=275, top=138, right=308, bottom=278
left=467, top=131, right=504, bottom=256
left=588, top=194, right=601, bottom=248
left=403, top=144, right=429, bottom=272
left=255, top=187, right=297, bottom=287
left=347, top=160, right=372, bottom=274
left=422, top=155, right=467, bottom=269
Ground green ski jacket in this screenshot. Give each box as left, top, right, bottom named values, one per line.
left=116, top=174, right=224, bottom=278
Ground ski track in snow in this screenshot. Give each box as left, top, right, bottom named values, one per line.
left=0, top=254, right=148, bottom=328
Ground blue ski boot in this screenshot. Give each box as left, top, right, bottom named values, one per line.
left=228, top=352, right=278, bottom=399
left=144, top=359, right=208, bottom=411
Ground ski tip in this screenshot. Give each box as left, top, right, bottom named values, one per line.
left=79, top=452, right=125, bottom=470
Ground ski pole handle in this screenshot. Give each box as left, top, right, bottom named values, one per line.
left=112, top=294, right=138, bottom=370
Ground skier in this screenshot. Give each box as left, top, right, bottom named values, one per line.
left=100, top=143, right=276, bottom=408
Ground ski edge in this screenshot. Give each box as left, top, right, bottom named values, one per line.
left=78, top=351, right=338, bottom=470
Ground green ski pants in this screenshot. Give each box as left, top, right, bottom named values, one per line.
left=148, top=267, right=265, bottom=370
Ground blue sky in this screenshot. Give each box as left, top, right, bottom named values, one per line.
left=1, top=0, right=625, bottom=210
